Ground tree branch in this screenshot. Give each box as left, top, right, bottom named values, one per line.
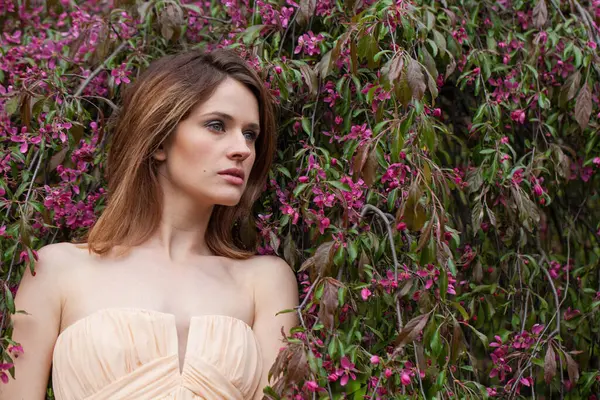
left=73, top=40, right=130, bottom=98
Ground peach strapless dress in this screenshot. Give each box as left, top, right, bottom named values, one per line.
left=51, top=308, right=263, bottom=399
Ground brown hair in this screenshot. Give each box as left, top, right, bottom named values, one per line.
left=82, top=49, right=277, bottom=259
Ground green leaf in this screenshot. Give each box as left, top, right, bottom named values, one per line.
left=241, top=24, right=265, bottom=45
left=465, top=323, right=488, bottom=347
left=328, top=180, right=351, bottom=192
left=347, top=240, right=358, bottom=263
left=432, top=30, right=447, bottom=54
left=431, top=326, right=443, bottom=357
left=4, top=97, right=19, bottom=116
left=276, top=165, right=291, bottom=178
left=451, top=301, right=470, bottom=321
left=4, top=284, right=15, bottom=314
left=301, top=117, right=311, bottom=136
left=293, top=183, right=309, bottom=197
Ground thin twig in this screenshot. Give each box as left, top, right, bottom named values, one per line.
left=277, top=11, right=298, bottom=57
left=74, top=40, right=130, bottom=98
left=536, top=238, right=561, bottom=337
left=295, top=274, right=321, bottom=329
left=521, top=289, right=530, bottom=333
left=560, top=230, right=570, bottom=307
left=360, top=204, right=399, bottom=282
left=413, top=344, right=427, bottom=399
left=548, top=0, right=567, bottom=22
left=200, top=15, right=231, bottom=24
left=570, top=0, right=600, bottom=46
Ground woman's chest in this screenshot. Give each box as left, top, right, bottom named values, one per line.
left=60, top=259, right=256, bottom=333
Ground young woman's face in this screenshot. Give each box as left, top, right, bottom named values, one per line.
left=155, top=77, right=260, bottom=207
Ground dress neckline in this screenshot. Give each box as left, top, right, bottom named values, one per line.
left=56, top=307, right=256, bottom=375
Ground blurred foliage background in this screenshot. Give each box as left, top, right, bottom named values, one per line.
left=1, top=0, right=600, bottom=398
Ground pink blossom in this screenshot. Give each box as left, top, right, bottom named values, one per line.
left=511, top=169, right=524, bottom=185
left=490, top=335, right=503, bottom=347
left=384, top=368, right=393, bottom=379
left=8, top=345, right=23, bottom=358
left=0, top=363, right=13, bottom=384
left=564, top=307, right=581, bottom=321
left=111, top=63, right=131, bottom=85
left=303, top=380, right=324, bottom=392
left=510, top=109, right=526, bottom=124
left=370, top=355, right=380, bottom=365
left=512, top=331, right=534, bottom=349
left=400, top=372, right=411, bottom=386
left=361, top=287, right=372, bottom=301
left=294, top=31, right=324, bottom=56
left=318, top=216, right=330, bottom=234
left=335, top=356, right=358, bottom=386
left=531, top=324, right=545, bottom=335
left=19, top=250, right=38, bottom=264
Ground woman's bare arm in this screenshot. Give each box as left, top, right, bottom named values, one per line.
left=250, top=256, right=299, bottom=400
left=0, top=244, right=65, bottom=400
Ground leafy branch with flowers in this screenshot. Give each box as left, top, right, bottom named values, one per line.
left=1, top=0, right=600, bottom=398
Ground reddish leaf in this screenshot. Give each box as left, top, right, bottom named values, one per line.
left=445, top=56, right=457, bottom=79
left=287, top=345, right=309, bottom=383
left=574, top=83, right=592, bottom=130
left=362, top=147, right=378, bottom=187
left=318, top=278, right=343, bottom=331
left=559, top=71, right=581, bottom=107
left=533, top=0, right=548, bottom=29
left=299, top=241, right=335, bottom=278
left=407, top=59, right=426, bottom=100
left=299, top=63, right=318, bottom=97
left=19, top=93, right=32, bottom=131
left=387, top=54, right=404, bottom=82
left=49, top=147, right=69, bottom=172
left=297, top=0, right=316, bottom=25
left=352, top=144, right=370, bottom=180
left=565, top=352, right=579, bottom=385
left=544, top=344, right=557, bottom=383
left=393, top=312, right=430, bottom=349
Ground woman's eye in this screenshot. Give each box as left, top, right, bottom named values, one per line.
left=244, top=131, right=258, bottom=141
left=206, top=121, right=225, bottom=131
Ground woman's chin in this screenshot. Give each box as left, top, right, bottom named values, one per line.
left=213, top=195, right=243, bottom=207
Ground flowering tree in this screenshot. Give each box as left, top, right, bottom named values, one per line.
left=2, top=0, right=600, bottom=398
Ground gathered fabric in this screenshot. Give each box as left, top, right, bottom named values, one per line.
left=52, top=308, right=263, bottom=400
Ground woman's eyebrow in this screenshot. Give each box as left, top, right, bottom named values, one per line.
left=202, top=111, right=260, bottom=131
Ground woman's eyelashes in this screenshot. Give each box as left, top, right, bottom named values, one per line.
left=206, top=120, right=225, bottom=132
left=205, top=120, right=258, bottom=141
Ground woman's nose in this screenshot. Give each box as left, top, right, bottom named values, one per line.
left=228, top=131, right=252, bottom=159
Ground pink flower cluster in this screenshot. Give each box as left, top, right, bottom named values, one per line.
left=294, top=31, right=324, bottom=56
left=416, top=264, right=457, bottom=295
left=43, top=184, right=103, bottom=230
left=256, top=0, right=294, bottom=28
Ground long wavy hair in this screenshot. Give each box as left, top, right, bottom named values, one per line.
left=81, top=49, right=277, bottom=259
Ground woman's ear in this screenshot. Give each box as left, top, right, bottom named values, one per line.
left=153, top=144, right=167, bottom=161
left=152, top=142, right=167, bottom=161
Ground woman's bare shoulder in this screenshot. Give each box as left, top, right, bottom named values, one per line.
left=34, top=242, right=92, bottom=272
left=244, top=255, right=297, bottom=287
left=38, top=241, right=89, bottom=258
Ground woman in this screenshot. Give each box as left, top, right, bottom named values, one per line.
left=2, top=49, right=299, bottom=399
